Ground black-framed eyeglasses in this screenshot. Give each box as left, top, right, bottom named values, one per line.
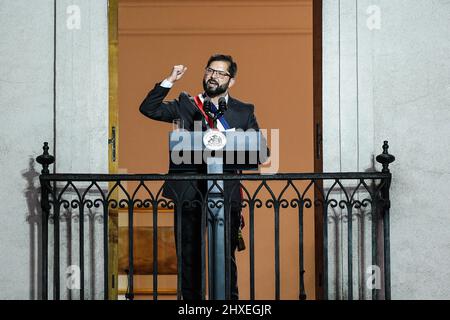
left=204, top=67, right=231, bottom=79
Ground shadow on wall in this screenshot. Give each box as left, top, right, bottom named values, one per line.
left=23, top=154, right=102, bottom=300
left=23, top=157, right=41, bottom=300
left=325, top=155, right=387, bottom=300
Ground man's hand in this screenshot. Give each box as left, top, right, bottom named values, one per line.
left=166, top=65, right=187, bottom=84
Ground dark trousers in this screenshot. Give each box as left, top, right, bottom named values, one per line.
left=174, top=204, right=240, bottom=300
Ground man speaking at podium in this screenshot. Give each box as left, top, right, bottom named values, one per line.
left=139, top=54, right=265, bottom=300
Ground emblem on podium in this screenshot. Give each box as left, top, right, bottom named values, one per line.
left=203, top=130, right=227, bottom=151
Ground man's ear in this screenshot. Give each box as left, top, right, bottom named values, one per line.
left=228, top=78, right=236, bottom=88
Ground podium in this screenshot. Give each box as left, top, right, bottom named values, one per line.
left=168, top=129, right=266, bottom=299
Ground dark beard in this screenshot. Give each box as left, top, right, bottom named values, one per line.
left=202, top=78, right=229, bottom=98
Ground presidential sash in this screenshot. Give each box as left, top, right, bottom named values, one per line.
left=193, top=94, right=231, bottom=131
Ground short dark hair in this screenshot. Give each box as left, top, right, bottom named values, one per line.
left=206, top=54, right=237, bottom=78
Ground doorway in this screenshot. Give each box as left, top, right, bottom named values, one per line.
left=109, top=0, right=322, bottom=300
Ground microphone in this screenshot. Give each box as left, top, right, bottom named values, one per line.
left=203, top=97, right=216, bottom=119
left=203, top=97, right=218, bottom=129
left=218, top=96, right=227, bottom=113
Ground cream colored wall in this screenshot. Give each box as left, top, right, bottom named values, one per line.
left=118, top=0, right=315, bottom=299
left=323, top=0, right=450, bottom=299
left=0, top=0, right=109, bottom=299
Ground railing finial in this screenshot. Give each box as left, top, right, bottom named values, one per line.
left=376, top=141, right=395, bottom=173
left=36, top=142, right=55, bottom=175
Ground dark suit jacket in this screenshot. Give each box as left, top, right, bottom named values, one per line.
left=139, top=83, right=266, bottom=208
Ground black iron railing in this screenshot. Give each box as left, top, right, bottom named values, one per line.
left=36, top=141, right=394, bottom=300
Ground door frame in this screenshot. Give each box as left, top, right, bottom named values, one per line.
left=108, top=0, right=119, bottom=300
left=107, top=0, right=324, bottom=300
left=313, top=0, right=324, bottom=300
